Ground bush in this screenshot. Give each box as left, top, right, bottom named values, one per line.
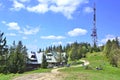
left=109, top=49, right=120, bottom=67
left=0, top=65, right=8, bottom=74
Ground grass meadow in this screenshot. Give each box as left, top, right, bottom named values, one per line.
left=0, top=68, right=51, bottom=80
left=60, top=52, right=120, bottom=80
left=1, top=52, right=120, bottom=80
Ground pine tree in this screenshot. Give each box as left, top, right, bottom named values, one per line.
left=8, top=41, right=28, bottom=73
left=104, top=40, right=112, bottom=57
left=69, top=47, right=78, bottom=61
left=0, top=31, right=7, bottom=55
left=109, top=49, right=120, bottom=67
left=57, top=45, right=63, bottom=53
left=0, top=31, right=8, bottom=74
left=104, top=38, right=120, bottom=67
left=41, top=53, right=48, bottom=68
left=38, top=48, right=42, bottom=53
left=115, top=37, right=120, bottom=48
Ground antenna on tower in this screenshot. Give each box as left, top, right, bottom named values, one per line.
left=91, top=3, right=97, bottom=48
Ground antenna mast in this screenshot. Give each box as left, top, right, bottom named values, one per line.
left=91, top=3, right=97, bottom=47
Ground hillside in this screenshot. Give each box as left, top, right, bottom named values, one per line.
left=1, top=52, right=120, bottom=80
left=60, top=52, right=120, bottom=80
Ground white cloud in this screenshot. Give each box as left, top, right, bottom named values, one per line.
left=49, top=0, right=81, bottom=19
left=101, top=34, right=120, bottom=43
left=10, top=0, right=25, bottom=11
left=4, top=22, right=20, bottom=30
left=6, top=33, right=16, bottom=36
left=68, top=28, right=87, bottom=37
left=41, top=35, right=65, bottom=40
left=20, top=26, right=40, bottom=35
left=10, top=0, right=89, bottom=19
left=2, top=21, right=39, bottom=35
left=27, top=4, right=49, bottom=14
left=26, top=0, right=89, bottom=19
left=49, top=5, right=75, bottom=19
left=84, top=6, right=93, bottom=13
left=51, top=0, right=89, bottom=19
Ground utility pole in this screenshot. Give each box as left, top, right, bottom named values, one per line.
left=91, top=3, right=97, bottom=48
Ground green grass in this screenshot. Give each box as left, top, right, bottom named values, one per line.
left=25, top=68, right=51, bottom=74
left=1, top=52, right=120, bottom=80
left=68, top=60, right=84, bottom=66
left=0, top=74, right=19, bottom=80
left=60, top=52, right=120, bottom=80
left=0, top=68, right=51, bottom=80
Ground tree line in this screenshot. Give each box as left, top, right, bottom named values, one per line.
left=0, top=31, right=27, bottom=74
left=41, top=41, right=97, bottom=61
left=1, top=30, right=120, bottom=74
left=104, top=37, right=120, bottom=67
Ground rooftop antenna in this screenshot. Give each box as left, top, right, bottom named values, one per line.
left=91, top=3, right=97, bottom=47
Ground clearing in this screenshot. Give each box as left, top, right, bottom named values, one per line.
left=13, top=60, right=88, bottom=80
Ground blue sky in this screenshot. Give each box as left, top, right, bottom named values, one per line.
left=0, top=0, right=120, bottom=52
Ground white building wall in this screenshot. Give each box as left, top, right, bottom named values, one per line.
left=36, top=52, right=43, bottom=64
left=28, top=52, right=43, bottom=64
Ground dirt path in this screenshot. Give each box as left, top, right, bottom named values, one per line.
left=13, top=72, right=63, bottom=80
left=13, top=67, right=65, bottom=80
left=13, top=60, right=89, bottom=80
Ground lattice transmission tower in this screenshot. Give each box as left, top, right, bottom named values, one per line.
left=91, top=3, right=97, bottom=47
